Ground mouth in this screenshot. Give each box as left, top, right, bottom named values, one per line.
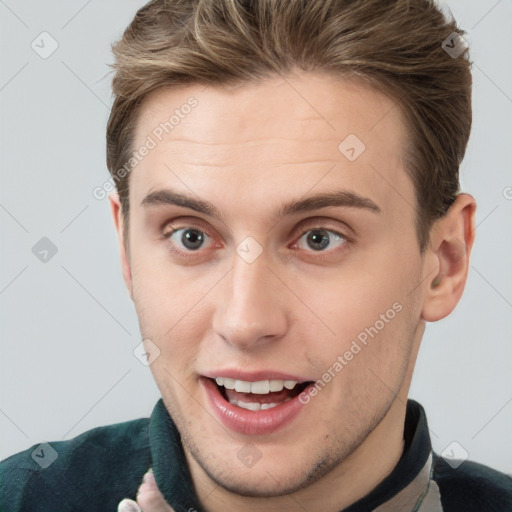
left=200, top=374, right=315, bottom=436
left=213, top=377, right=312, bottom=411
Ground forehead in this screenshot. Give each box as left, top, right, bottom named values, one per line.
left=130, top=72, right=414, bottom=223
left=135, top=72, right=408, bottom=149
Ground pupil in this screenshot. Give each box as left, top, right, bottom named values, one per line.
left=308, top=230, right=329, bottom=251
left=182, top=229, right=204, bottom=250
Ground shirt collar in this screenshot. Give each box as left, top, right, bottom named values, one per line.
left=149, top=398, right=436, bottom=512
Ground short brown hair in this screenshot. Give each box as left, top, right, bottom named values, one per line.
left=106, top=0, right=472, bottom=253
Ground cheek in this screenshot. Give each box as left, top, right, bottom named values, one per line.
left=129, top=247, right=193, bottom=332
left=302, top=248, right=420, bottom=373
left=304, top=267, right=403, bottom=341
left=129, top=252, right=209, bottom=369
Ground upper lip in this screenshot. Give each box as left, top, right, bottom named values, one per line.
left=201, top=369, right=313, bottom=382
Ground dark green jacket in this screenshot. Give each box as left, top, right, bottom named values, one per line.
left=1, top=399, right=511, bottom=511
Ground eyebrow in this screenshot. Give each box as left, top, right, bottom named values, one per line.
left=141, top=188, right=381, bottom=222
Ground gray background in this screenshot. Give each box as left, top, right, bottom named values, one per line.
left=1, top=0, right=511, bottom=473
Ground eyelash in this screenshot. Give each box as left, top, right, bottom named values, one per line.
left=161, top=221, right=351, bottom=260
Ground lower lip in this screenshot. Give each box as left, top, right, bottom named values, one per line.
left=201, top=377, right=307, bottom=436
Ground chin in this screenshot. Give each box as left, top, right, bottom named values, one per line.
left=202, top=461, right=315, bottom=498
left=187, top=437, right=348, bottom=498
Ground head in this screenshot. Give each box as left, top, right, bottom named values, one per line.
left=107, top=0, right=476, bottom=500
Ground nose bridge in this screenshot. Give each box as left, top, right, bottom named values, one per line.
left=212, top=246, right=286, bottom=349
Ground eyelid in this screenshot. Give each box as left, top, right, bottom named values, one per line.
left=293, top=218, right=353, bottom=241
left=161, top=217, right=355, bottom=240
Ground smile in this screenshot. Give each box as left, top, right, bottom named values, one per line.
left=215, top=377, right=308, bottom=410
left=200, top=374, right=314, bottom=435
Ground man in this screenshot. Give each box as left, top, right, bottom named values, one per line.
left=1, top=0, right=511, bottom=511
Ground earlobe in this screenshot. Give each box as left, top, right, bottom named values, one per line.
left=108, top=192, right=133, bottom=300
left=421, top=194, right=476, bottom=322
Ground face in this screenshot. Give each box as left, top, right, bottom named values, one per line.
left=114, top=73, right=429, bottom=497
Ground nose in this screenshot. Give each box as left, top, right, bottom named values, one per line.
left=211, top=247, right=288, bottom=351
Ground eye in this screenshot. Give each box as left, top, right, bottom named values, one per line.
left=294, top=227, right=348, bottom=253
left=162, top=222, right=350, bottom=259
left=165, top=227, right=213, bottom=252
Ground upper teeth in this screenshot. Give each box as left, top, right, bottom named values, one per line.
left=214, top=377, right=299, bottom=394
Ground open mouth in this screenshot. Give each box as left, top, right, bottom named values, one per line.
left=201, top=375, right=314, bottom=435
left=211, top=377, right=313, bottom=411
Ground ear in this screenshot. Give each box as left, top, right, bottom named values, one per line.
left=109, top=191, right=133, bottom=300
left=421, top=193, right=476, bottom=322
